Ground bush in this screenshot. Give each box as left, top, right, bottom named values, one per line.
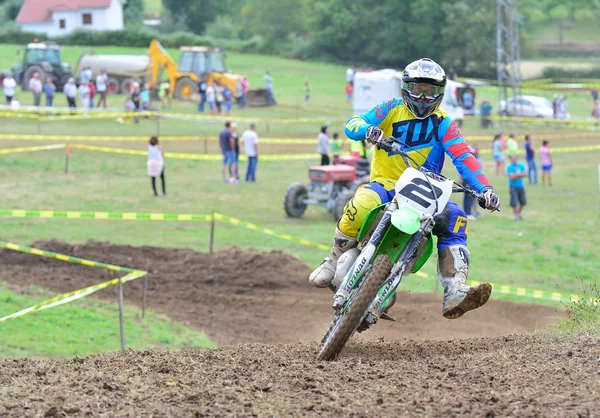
left=557, top=282, right=600, bottom=333
left=542, top=66, right=600, bottom=79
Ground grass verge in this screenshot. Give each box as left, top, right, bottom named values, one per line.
left=0, top=282, right=216, bottom=359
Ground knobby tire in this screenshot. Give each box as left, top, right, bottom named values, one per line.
left=317, top=254, right=392, bottom=361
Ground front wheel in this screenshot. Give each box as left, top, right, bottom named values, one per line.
left=317, top=254, right=392, bottom=361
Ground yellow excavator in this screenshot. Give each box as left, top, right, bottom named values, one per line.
left=147, top=40, right=240, bottom=100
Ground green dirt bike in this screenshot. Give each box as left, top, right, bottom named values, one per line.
left=317, top=137, right=493, bottom=361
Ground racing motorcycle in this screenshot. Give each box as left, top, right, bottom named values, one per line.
left=318, top=137, right=495, bottom=361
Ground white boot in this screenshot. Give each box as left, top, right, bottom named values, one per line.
left=309, top=228, right=357, bottom=288
left=438, top=245, right=492, bottom=319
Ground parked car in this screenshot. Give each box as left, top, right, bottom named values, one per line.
left=498, top=95, right=554, bottom=118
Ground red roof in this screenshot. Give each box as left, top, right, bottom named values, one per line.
left=16, top=0, right=113, bottom=24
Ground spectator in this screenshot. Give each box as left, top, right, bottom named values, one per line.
left=147, top=136, right=167, bottom=197
left=331, top=132, right=341, bottom=163
left=524, top=135, right=538, bottom=185
left=462, top=88, right=474, bottom=111
left=264, top=71, right=277, bottom=105
left=223, top=85, right=233, bottom=116
left=215, top=82, right=224, bottom=114
left=305, top=79, right=310, bottom=103
left=206, top=82, right=216, bottom=115
left=198, top=76, right=208, bottom=112
left=158, top=79, right=171, bottom=109
left=87, top=79, right=96, bottom=109
left=28, top=72, right=43, bottom=107
left=593, top=100, right=600, bottom=121
left=479, top=99, right=493, bottom=128
left=552, top=94, right=558, bottom=118
left=317, top=126, right=330, bottom=166
left=231, top=122, right=240, bottom=177
left=346, top=66, right=355, bottom=84
left=506, top=133, right=518, bottom=157
left=140, top=83, right=159, bottom=111
left=63, top=77, right=77, bottom=108
left=43, top=77, right=56, bottom=108
left=345, top=82, right=353, bottom=103
left=219, top=121, right=238, bottom=183
left=492, top=133, right=506, bottom=176
left=448, top=67, right=457, bottom=81
left=557, top=96, right=569, bottom=119
left=240, top=76, right=249, bottom=108
left=235, top=78, right=243, bottom=109
left=591, top=88, right=598, bottom=102
left=506, top=154, right=527, bottom=221
left=79, top=67, right=90, bottom=84
left=539, top=140, right=553, bottom=187
left=130, top=84, right=141, bottom=110
left=3, top=73, right=16, bottom=105
left=78, top=81, right=91, bottom=114
left=96, top=68, right=108, bottom=108
left=242, top=123, right=259, bottom=182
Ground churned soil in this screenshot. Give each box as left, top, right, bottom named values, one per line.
left=2, top=240, right=592, bottom=417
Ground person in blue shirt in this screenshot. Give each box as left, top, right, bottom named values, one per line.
left=506, top=154, right=528, bottom=221
left=462, top=89, right=474, bottom=110
left=43, top=77, right=56, bottom=107
left=524, top=134, right=538, bottom=185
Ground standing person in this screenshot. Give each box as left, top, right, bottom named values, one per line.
left=592, top=88, right=599, bottom=102
left=524, top=135, right=538, bottom=185
left=241, top=76, right=249, bottom=108
left=492, top=133, right=506, bottom=176
left=539, top=140, right=553, bottom=187
left=206, top=82, right=216, bottom=115
left=235, top=78, right=243, bottom=109
left=28, top=72, right=43, bottom=107
left=43, top=77, right=56, bottom=108
left=3, top=73, right=16, bottom=105
left=215, top=82, right=224, bottom=114
left=78, top=81, right=91, bottom=114
left=304, top=79, right=310, bottom=103
left=506, top=154, right=527, bottom=221
left=63, top=77, right=77, bottom=108
left=345, top=82, right=353, bottom=103
left=552, top=94, right=558, bottom=118
left=506, top=133, right=518, bottom=157
left=331, top=132, right=342, bottom=163
left=219, top=121, right=237, bottom=183
left=462, top=88, right=474, bottom=111
left=198, top=77, right=207, bottom=112
left=345, top=66, right=355, bottom=84
left=317, top=126, right=330, bottom=165
left=158, top=79, right=171, bottom=109
left=264, top=71, right=277, bottom=105
left=223, top=85, right=233, bottom=116
left=479, top=99, right=492, bottom=128
left=242, top=123, right=259, bottom=182
left=558, top=96, right=569, bottom=119
left=96, top=68, right=108, bottom=108
left=231, top=122, right=240, bottom=178
left=147, top=136, right=167, bottom=197
left=87, top=79, right=96, bottom=109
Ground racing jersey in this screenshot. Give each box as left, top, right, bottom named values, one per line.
left=345, top=97, right=490, bottom=193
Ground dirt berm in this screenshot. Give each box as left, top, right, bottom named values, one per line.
left=2, top=241, right=595, bottom=417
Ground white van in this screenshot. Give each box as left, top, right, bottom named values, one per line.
left=352, top=69, right=465, bottom=126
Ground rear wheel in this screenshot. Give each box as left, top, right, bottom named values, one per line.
left=175, top=77, right=197, bottom=100
left=120, top=78, right=139, bottom=95
left=317, top=254, right=392, bottom=361
left=332, top=190, right=354, bottom=221
left=22, top=65, right=45, bottom=91
left=284, top=183, right=308, bottom=218
left=106, top=78, right=119, bottom=94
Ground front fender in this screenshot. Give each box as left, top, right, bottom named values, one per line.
left=390, top=206, right=421, bottom=235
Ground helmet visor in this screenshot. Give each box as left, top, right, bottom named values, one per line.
left=403, top=81, right=445, bottom=101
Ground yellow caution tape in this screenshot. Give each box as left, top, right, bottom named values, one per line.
left=0, top=270, right=146, bottom=323
left=0, top=144, right=66, bottom=155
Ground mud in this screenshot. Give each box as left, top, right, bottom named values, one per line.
left=1, top=240, right=592, bottom=417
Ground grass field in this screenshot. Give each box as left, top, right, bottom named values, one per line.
left=0, top=282, right=215, bottom=359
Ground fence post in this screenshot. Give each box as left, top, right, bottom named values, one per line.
left=209, top=211, right=215, bottom=255
left=204, top=138, right=208, bottom=154
left=156, top=115, right=160, bottom=137
left=64, top=144, right=70, bottom=174
left=117, top=280, right=126, bottom=350
left=142, top=275, right=148, bottom=319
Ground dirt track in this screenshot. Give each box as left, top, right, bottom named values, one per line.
left=1, top=240, right=598, bottom=417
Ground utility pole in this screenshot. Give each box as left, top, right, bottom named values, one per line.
left=497, top=0, right=523, bottom=120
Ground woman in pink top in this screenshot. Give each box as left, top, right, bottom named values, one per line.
left=539, top=140, right=553, bottom=187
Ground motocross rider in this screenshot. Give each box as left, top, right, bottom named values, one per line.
left=309, top=58, right=501, bottom=319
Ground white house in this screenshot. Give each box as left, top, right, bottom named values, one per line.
left=16, top=0, right=126, bottom=38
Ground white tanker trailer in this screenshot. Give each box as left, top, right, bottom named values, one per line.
left=75, top=54, right=150, bottom=94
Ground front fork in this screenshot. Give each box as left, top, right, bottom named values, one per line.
left=333, top=203, right=397, bottom=310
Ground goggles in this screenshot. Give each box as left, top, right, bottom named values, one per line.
left=403, top=81, right=445, bottom=100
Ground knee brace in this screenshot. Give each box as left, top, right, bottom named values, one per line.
left=338, top=186, right=384, bottom=237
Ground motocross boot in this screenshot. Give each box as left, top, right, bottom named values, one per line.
left=438, top=245, right=492, bottom=319
left=309, top=227, right=357, bottom=288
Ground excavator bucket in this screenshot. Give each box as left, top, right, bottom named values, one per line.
left=246, top=89, right=272, bottom=107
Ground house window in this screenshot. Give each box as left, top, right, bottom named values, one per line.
left=59, top=19, right=66, bottom=29
left=82, top=13, right=92, bottom=25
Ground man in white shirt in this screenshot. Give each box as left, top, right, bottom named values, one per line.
left=2, top=73, right=16, bottom=105
left=96, top=68, right=108, bottom=108
left=346, top=66, right=355, bottom=84
left=63, top=77, right=77, bottom=108
left=28, top=72, right=43, bottom=107
left=241, top=123, right=259, bottom=182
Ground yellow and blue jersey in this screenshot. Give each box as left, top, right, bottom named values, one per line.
left=345, top=97, right=490, bottom=193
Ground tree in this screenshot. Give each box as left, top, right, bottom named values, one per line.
left=162, top=0, right=239, bottom=35
left=123, top=0, right=144, bottom=25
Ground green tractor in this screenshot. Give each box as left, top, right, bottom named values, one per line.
left=12, top=41, right=73, bottom=91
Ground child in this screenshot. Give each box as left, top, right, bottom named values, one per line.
left=539, top=140, right=553, bottom=187
left=345, top=82, right=353, bottom=102
left=331, top=132, right=341, bottom=163
left=305, top=79, right=310, bottom=102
